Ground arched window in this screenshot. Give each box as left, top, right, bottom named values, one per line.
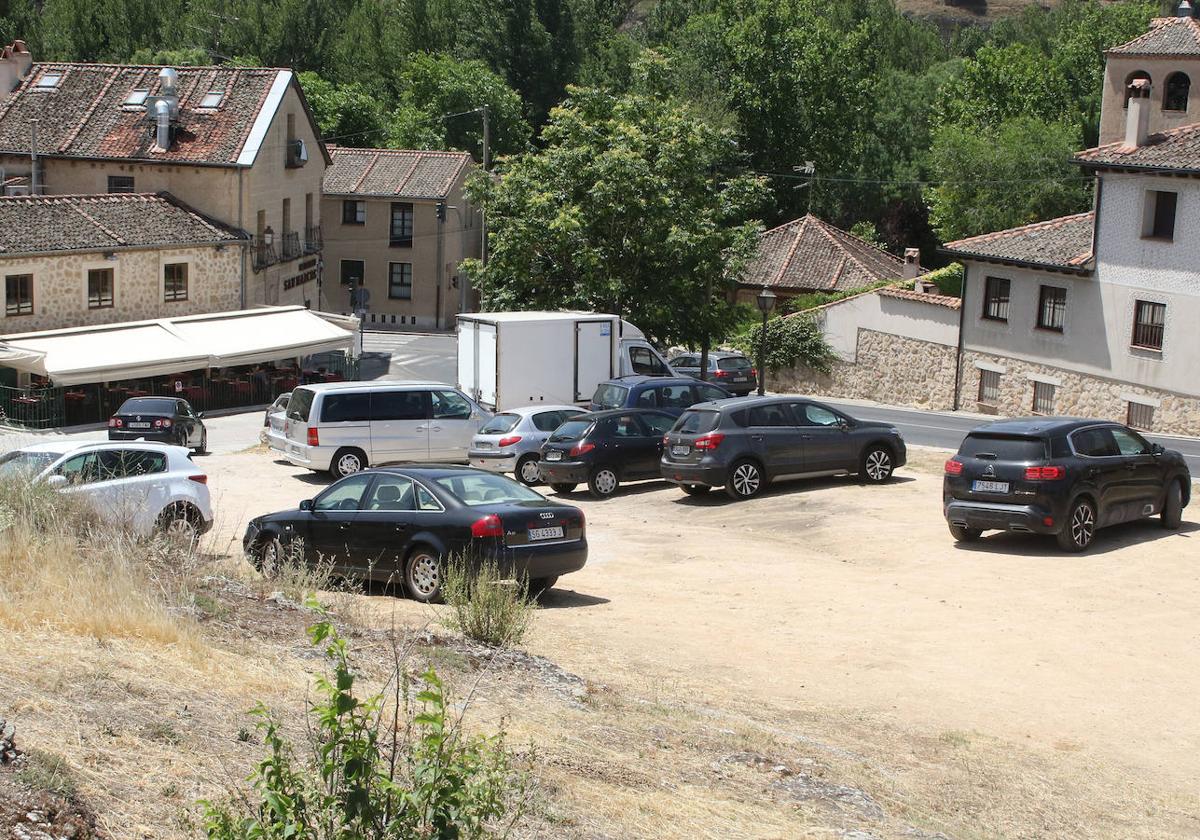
left=1165, top=71, right=1190, bottom=111
left=1125, top=70, right=1152, bottom=108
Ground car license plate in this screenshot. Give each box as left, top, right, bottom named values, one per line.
left=128, top=421, right=151, bottom=429
left=671, top=444, right=690, bottom=456
left=545, top=450, right=563, bottom=461
left=972, top=480, right=1009, bottom=493
left=732, top=377, right=747, bottom=382
left=528, top=526, right=564, bottom=541
left=476, top=442, right=493, bottom=450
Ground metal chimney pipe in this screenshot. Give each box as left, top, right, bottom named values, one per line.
left=154, top=99, right=171, bottom=151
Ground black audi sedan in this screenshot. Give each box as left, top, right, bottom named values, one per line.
left=243, top=465, right=586, bottom=602
left=108, top=396, right=207, bottom=453
left=944, top=418, right=1190, bottom=552
left=538, top=408, right=677, bottom=498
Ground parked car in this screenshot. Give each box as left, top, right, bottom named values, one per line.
left=468, top=405, right=588, bottom=485
left=538, top=408, right=678, bottom=498
left=243, top=465, right=586, bottom=602
left=108, top=396, right=206, bottom=453
left=943, top=418, right=1190, bottom=552
left=0, top=440, right=213, bottom=540
left=262, top=392, right=291, bottom=451
left=281, top=381, right=492, bottom=478
left=661, top=396, right=905, bottom=500
left=589, top=376, right=731, bottom=418
left=667, top=351, right=758, bottom=396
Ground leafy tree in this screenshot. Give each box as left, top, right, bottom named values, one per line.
left=128, top=46, right=213, bottom=66
left=297, top=71, right=387, bottom=146
left=926, top=116, right=1091, bottom=242
left=933, top=43, right=1072, bottom=132
left=462, top=78, right=768, bottom=348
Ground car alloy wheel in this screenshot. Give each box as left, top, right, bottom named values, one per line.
left=517, top=455, right=542, bottom=486
left=335, top=451, right=363, bottom=477
left=406, top=550, right=441, bottom=602
left=259, top=537, right=283, bottom=578
left=589, top=468, right=618, bottom=498
left=729, top=461, right=761, bottom=499
left=1059, top=499, right=1096, bottom=552
left=863, top=448, right=893, bottom=483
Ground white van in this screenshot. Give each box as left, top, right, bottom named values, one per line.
left=282, top=381, right=492, bottom=477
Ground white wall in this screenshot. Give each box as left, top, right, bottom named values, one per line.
left=811, top=290, right=959, bottom=362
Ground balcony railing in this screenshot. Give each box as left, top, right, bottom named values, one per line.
left=281, top=231, right=301, bottom=261
left=253, top=237, right=278, bottom=272
left=304, top=224, right=323, bottom=254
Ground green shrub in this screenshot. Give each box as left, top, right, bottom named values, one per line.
left=201, top=610, right=522, bottom=839
left=16, top=749, right=78, bottom=801
left=734, top=314, right=837, bottom=375
left=442, top=555, right=536, bottom=648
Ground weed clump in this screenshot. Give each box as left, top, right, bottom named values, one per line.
left=442, top=555, right=536, bottom=648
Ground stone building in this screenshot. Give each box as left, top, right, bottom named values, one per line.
left=0, top=192, right=242, bottom=335
left=0, top=41, right=328, bottom=311
left=321, top=146, right=480, bottom=330
left=944, top=4, right=1200, bottom=435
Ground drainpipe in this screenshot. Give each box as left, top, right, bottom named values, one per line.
left=953, top=262, right=968, bottom=411
left=237, top=167, right=246, bottom=309
left=435, top=205, right=445, bottom=330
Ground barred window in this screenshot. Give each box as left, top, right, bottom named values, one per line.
left=1032, top=381, right=1055, bottom=415
left=982, top=277, right=1010, bottom=322
left=1127, top=401, right=1155, bottom=431
left=1037, top=286, right=1066, bottom=332
left=1132, top=300, right=1166, bottom=350
left=977, top=369, right=1000, bottom=405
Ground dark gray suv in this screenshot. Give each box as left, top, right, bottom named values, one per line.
left=661, top=396, right=906, bottom=500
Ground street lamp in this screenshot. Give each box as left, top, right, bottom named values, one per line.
left=755, top=285, right=777, bottom=396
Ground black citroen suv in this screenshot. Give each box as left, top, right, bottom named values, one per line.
left=943, top=418, right=1190, bottom=552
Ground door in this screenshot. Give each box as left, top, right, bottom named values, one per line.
left=609, top=413, right=659, bottom=478
left=791, top=402, right=857, bottom=472
left=119, top=448, right=173, bottom=534
left=370, top=390, right=430, bottom=463
left=1069, top=427, right=1129, bottom=525
left=477, top=322, right=498, bottom=408
left=575, top=320, right=615, bottom=402
left=177, top=399, right=200, bottom=446
left=352, top=473, right=420, bottom=582
left=1110, top=426, right=1166, bottom=516
left=305, top=474, right=374, bottom=573
left=745, top=402, right=804, bottom=474
left=624, top=342, right=670, bottom=377
left=52, top=449, right=156, bottom=534
left=428, top=389, right=480, bottom=461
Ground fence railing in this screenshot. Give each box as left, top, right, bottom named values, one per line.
left=281, top=231, right=302, bottom=261
left=304, top=224, right=323, bottom=254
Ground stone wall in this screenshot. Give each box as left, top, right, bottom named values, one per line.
left=0, top=245, right=242, bottom=334
left=773, top=328, right=958, bottom=410
left=959, top=350, right=1200, bottom=436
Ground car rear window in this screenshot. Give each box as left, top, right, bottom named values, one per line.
left=717, top=357, right=752, bottom=371
left=674, top=410, right=721, bottom=435
left=320, top=392, right=372, bottom=423
left=119, top=398, right=176, bottom=415
left=958, top=434, right=1047, bottom=461
left=286, top=387, right=315, bottom=422
left=549, top=419, right=594, bottom=442
left=480, top=413, right=521, bottom=434
left=592, top=384, right=629, bottom=409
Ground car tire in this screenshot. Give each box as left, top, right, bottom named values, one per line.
left=588, top=466, right=620, bottom=499
left=157, top=502, right=201, bottom=548
left=948, top=523, right=982, bottom=543
left=256, top=536, right=284, bottom=578
left=404, top=546, right=443, bottom=603
left=1161, top=480, right=1183, bottom=530
left=550, top=483, right=577, bottom=494
left=330, top=447, right=366, bottom=478
left=194, top=430, right=207, bottom=455
left=860, top=445, right=894, bottom=483
left=1056, top=497, right=1097, bottom=552
left=175, top=428, right=189, bottom=448
left=527, top=575, right=559, bottom=596
left=726, top=459, right=764, bottom=501
left=516, top=454, right=542, bottom=486
left=681, top=484, right=710, bottom=497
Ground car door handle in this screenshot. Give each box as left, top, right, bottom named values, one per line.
left=338, top=522, right=350, bottom=530
left=800, top=434, right=812, bottom=440
left=416, top=425, right=428, bottom=431
left=430, top=425, right=443, bottom=432
left=751, top=434, right=763, bottom=441
left=1125, top=462, right=1137, bottom=471
left=395, top=523, right=409, bottom=532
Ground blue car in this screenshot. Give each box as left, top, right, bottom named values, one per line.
left=589, top=376, right=732, bottom=417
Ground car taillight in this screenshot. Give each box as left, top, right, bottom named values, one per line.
left=498, top=435, right=522, bottom=447
left=712, top=369, right=729, bottom=378
left=108, top=417, right=123, bottom=428
left=694, top=433, right=725, bottom=451
left=307, top=427, right=319, bottom=447
left=569, top=442, right=595, bottom=457
left=944, top=459, right=963, bottom=475
left=750, top=368, right=758, bottom=378
left=153, top=418, right=173, bottom=428
left=1025, top=465, right=1065, bottom=481
left=188, top=474, right=208, bottom=484
left=470, top=513, right=503, bottom=538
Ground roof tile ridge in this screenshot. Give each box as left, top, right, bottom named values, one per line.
left=394, top=154, right=422, bottom=196
left=68, top=200, right=127, bottom=247
left=59, top=67, right=126, bottom=154
left=946, top=211, right=1094, bottom=248
left=438, top=154, right=469, bottom=197
left=154, top=191, right=240, bottom=239
left=771, top=217, right=808, bottom=287
left=811, top=215, right=898, bottom=282
left=352, top=150, right=382, bottom=193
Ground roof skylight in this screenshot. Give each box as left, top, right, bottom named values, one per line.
left=199, top=90, right=223, bottom=108
left=124, top=88, right=149, bottom=106
left=35, top=72, right=62, bottom=89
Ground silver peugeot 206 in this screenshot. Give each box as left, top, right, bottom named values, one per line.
left=468, top=404, right=587, bottom=485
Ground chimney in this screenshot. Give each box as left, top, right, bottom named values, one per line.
left=902, top=247, right=921, bottom=281
left=11, top=40, right=31, bottom=78
left=1177, top=0, right=1193, bottom=17
left=1125, top=78, right=1152, bottom=148
left=153, top=98, right=172, bottom=151
left=0, top=46, right=15, bottom=103
left=158, top=66, right=179, bottom=117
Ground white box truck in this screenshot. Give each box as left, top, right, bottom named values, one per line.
left=457, top=311, right=676, bottom=410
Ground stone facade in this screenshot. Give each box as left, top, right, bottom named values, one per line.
left=774, top=328, right=959, bottom=410
left=0, top=244, right=242, bottom=333
left=959, top=350, right=1200, bottom=436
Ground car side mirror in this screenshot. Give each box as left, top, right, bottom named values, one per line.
left=1151, top=443, right=1164, bottom=456
left=837, top=419, right=850, bottom=431
left=299, top=499, right=313, bottom=511
left=46, top=474, right=67, bottom=489
left=196, top=411, right=204, bottom=419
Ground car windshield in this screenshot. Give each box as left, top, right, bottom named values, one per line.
left=479, top=413, right=521, bottom=434
left=674, top=410, right=721, bottom=435
left=717, top=357, right=752, bottom=371
left=118, top=398, right=176, bottom=415
left=0, top=450, right=57, bottom=478
left=592, top=384, right=629, bottom=409
left=549, top=419, right=594, bottom=442
left=286, top=387, right=315, bottom=421
left=959, top=434, right=1047, bottom=460
left=435, top=473, right=544, bottom=506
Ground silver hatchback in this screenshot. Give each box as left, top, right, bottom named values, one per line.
left=469, top=405, right=587, bottom=485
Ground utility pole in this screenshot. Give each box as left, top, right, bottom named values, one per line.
left=30, top=119, right=39, bottom=195
left=442, top=106, right=491, bottom=266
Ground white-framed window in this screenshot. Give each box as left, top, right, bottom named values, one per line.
left=35, top=71, right=62, bottom=89
left=1032, top=381, right=1055, bottom=415
left=124, top=88, right=149, bottom=107
left=199, top=90, right=224, bottom=108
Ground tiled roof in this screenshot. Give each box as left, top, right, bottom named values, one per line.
left=878, top=286, right=962, bottom=310
left=1074, top=122, right=1200, bottom=173
left=741, top=214, right=906, bottom=292
left=0, top=192, right=244, bottom=256
left=1107, top=16, right=1200, bottom=56
left=0, top=63, right=287, bottom=165
left=323, top=147, right=471, bottom=199
left=942, top=212, right=1095, bottom=272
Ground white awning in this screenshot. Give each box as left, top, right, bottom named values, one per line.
left=0, top=306, right=357, bottom=386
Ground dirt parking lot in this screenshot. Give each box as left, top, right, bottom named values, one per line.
left=198, top=442, right=1200, bottom=834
